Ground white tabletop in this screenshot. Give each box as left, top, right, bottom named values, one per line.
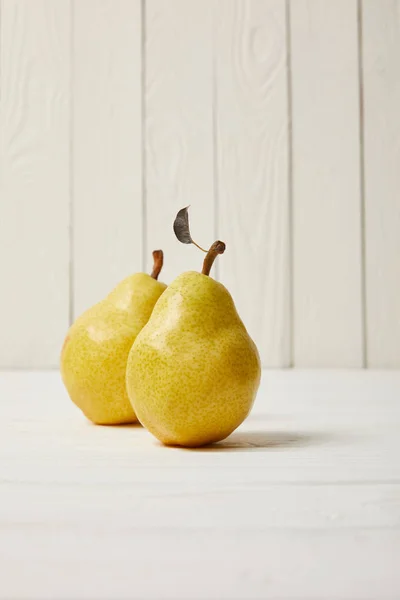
left=1, top=370, right=400, bottom=599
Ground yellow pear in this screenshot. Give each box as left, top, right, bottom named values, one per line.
left=61, top=251, right=167, bottom=425
left=126, top=241, right=261, bottom=446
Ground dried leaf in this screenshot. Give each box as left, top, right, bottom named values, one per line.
left=173, top=206, right=193, bottom=245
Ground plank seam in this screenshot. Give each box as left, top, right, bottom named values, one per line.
left=0, top=0, right=2, bottom=106
left=141, top=0, right=147, bottom=272
left=69, top=0, right=75, bottom=325
left=358, top=0, right=368, bottom=368
left=286, top=0, right=294, bottom=368
left=212, top=1, right=219, bottom=282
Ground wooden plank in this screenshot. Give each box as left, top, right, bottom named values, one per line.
left=290, top=0, right=364, bottom=367
left=216, top=0, right=290, bottom=367
left=3, top=481, right=400, bottom=531
left=73, top=0, right=142, bottom=318
left=1, top=529, right=400, bottom=599
left=0, top=0, right=70, bottom=367
left=362, top=0, right=400, bottom=367
left=145, top=0, right=214, bottom=283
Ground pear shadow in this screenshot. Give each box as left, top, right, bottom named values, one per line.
left=185, top=430, right=329, bottom=452
left=88, top=421, right=143, bottom=429
left=116, top=422, right=143, bottom=429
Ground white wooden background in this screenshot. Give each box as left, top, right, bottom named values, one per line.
left=0, top=0, right=399, bottom=369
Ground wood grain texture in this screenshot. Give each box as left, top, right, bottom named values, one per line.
left=145, top=0, right=214, bottom=284
left=362, top=0, right=400, bottom=367
left=216, top=0, right=290, bottom=367
left=0, top=0, right=70, bottom=367
left=290, top=0, right=364, bottom=367
left=1, top=528, right=399, bottom=599
left=1, top=370, right=400, bottom=599
left=73, top=0, right=142, bottom=318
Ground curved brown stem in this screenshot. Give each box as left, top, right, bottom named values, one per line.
left=202, top=241, right=226, bottom=276
left=151, top=250, right=164, bottom=280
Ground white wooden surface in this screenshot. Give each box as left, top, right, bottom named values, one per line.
left=1, top=0, right=400, bottom=369
left=362, top=0, right=400, bottom=368
left=0, top=0, right=70, bottom=367
left=216, top=0, right=290, bottom=367
left=73, top=0, right=143, bottom=318
left=290, top=0, right=364, bottom=367
left=1, top=370, right=400, bottom=599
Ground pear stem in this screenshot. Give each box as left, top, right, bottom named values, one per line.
left=151, top=250, right=164, bottom=280
left=202, top=241, right=226, bottom=276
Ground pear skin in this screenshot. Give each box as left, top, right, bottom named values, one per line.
left=126, top=245, right=261, bottom=446
left=61, top=252, right=167, bottom=425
